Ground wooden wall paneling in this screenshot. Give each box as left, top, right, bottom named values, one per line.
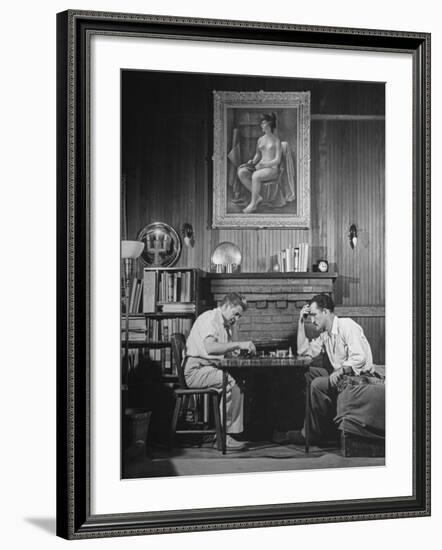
left=360, top=122, right=368, bottom=305
left=122, top=72, right=385, bottom=312
left=330, top=122, right=346, bottom=303
left=318, top=120, right=325, bottom=265
left=378, top=121, right=386, bottom=305
left=352, top=316, right=385, bottom=366
left=257, top=229, right=266, bottom=272
left=362, top=122, right=372, bottom=306
left=343, top=120, right=356, bottom=306
left=312, top=120, right=328, bottom=270
left=308, top=120, right=385, bottom=308
left=372, top=121, right=380, bottom=304
left=176, top=116, right=197, bottom=269
left=350, top=121, right=361, bottom=305
left=352, top=122, right=362, bottom=304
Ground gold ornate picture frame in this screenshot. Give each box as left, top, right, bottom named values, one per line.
left=212, top=90, right=311, bottom=228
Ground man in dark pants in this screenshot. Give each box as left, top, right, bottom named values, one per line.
left=287, top=294, right=374, bottom=445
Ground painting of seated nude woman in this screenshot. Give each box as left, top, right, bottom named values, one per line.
left=212, top=91, right=310, bottom=229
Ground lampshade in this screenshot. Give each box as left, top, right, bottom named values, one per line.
left=121, top=240, right=144, bottom=259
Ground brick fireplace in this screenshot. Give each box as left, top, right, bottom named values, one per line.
left=209, top=272, right=337, bottom=346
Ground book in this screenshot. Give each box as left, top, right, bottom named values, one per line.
left=161, top=303, right=195, bottom=313
left=294, top=247, right=299, bottom=271
left=143, top=270, right=156, bottom=313
left=167, top=272, right=174, bottom=302
left=174, top=271, right=181, bottom=302
left=300, top=243, right=309, bottom=271
left=285, top=247, right=293, bottom=272
left=132, top=280, right=141, bottom=313
left=128, top=277, right=137, bottom=313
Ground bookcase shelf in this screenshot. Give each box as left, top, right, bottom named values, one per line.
left=122, top=267, right=211, bottom=376
left=125, top=340, right=172, bottom=349
left=146, top=312, right=196, bottom=319
left=123, top=312, right=196, bottom=319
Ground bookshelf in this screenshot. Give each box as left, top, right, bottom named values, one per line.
left=122, top=268, right=210, bottom=376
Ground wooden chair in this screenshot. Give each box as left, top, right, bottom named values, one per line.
left=169, top=333, right=223, bottom=450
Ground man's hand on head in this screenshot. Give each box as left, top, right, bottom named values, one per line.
left=299, top=304, right=310, bottom=323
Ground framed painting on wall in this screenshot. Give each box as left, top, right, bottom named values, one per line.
left=56, top=9, right=430, bottom=540
left=212, top=90, right=311, bottom=228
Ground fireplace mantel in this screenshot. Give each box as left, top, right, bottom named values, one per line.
left=209, top=272, right=337, bottom=303
left=207, top=272, right=337, bottom=280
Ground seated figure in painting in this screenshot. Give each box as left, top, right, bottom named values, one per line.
left=184, top=293, right=256, bottom=450
left=236, top=113, right=296, bottom=213
left=279, top=294, right=385, bottom=447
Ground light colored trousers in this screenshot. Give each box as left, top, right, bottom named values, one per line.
left=185, top=358, right=243, bottom=434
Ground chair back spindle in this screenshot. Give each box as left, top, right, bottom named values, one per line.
left=170, top=333, right=188, bottom=389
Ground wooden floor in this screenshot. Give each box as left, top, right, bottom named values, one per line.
left=122, top=439, right=385, bottom=479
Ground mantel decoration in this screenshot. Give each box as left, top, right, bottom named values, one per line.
left=57, top=9, right=430, bottom=540
left=210, top=241, right=242, bottom=273
left=212, top=90, right=311, bottom=229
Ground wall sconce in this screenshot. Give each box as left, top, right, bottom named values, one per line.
left=181, top=223, right=195, bottom=247
left=349, top=224, right=358, bottom=249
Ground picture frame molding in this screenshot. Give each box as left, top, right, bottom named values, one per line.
left=56, top=9, right=431, bottom=540
left=212, top=90, right=311, bottom=228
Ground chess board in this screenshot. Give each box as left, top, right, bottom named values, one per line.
left=219, top=356, right=312, bottom=369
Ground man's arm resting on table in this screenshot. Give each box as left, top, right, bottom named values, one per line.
left=204, top=336, right=255, bottom=355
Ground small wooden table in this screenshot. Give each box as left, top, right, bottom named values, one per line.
left=218, top=355, right=312, bottom=454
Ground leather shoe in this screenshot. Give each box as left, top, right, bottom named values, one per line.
left=213, top=435, right=247, bottom=450
left=273, top=430, right=290, bottom=444
left=226, top=435, right=247, bottom=450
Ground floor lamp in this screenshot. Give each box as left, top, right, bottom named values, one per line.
left=121, top=240, right=144, bottom=393
left=121, top=240, right=149, bottom=456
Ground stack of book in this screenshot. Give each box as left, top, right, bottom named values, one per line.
left=161, top=302, right=195, bottom=313
left=157, top=270, right=193, bottom=302
left=277, top=243, right=309, bottom=272
left=121, top=315, right=147, bottom=341
left=147, top=318, right=193, bottom=341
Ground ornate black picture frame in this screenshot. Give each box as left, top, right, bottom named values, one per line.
left=56, top=10, right=430, bottom=539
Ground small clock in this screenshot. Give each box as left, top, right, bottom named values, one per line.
left=317, top=259, right=329, bottom=273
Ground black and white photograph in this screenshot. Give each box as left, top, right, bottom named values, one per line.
left=121, top=69, right=386, bottom=479
left=54, top=6, right=431, bottom=541
left=2, top=0, right=439, bottom=547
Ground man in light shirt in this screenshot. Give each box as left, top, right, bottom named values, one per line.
left=185, top=293, right=256, bottom=450
left=288, top=293, right=374, bottom=445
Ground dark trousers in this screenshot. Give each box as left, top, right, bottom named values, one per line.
left=302, top=366, right=339, bottom=442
